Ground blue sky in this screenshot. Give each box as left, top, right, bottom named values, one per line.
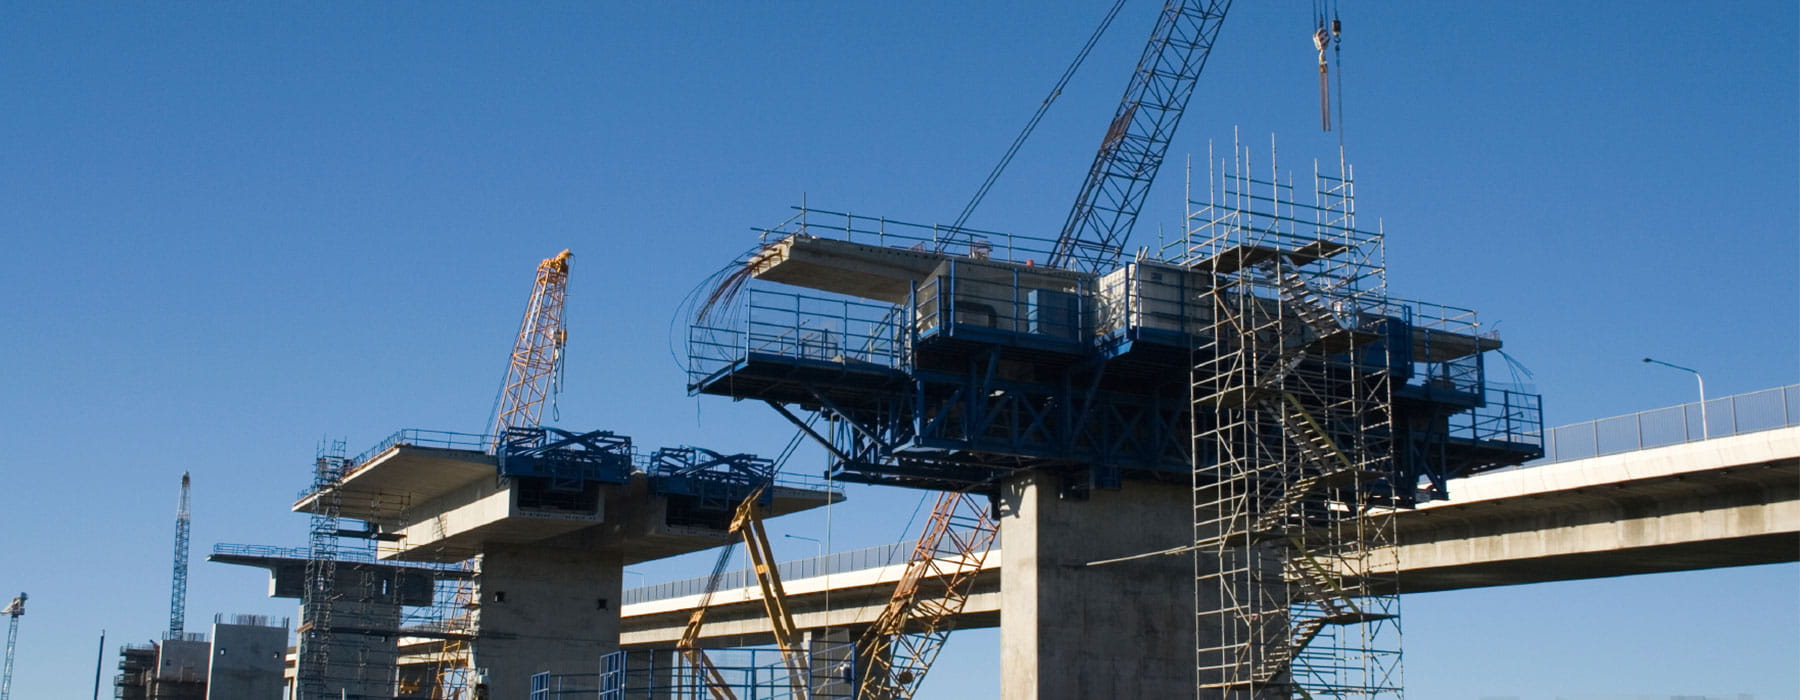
left=2, top=1, right=1795, bottom=698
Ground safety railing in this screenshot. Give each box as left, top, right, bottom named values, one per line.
left=1413, top=354, right=1484, bottom=398
left=757, top=206, right=1060, bottom=266
left=210, top=542, right=470, bottom=573
left=213, top=613, right=287, bottom=628
left=530, top=671, right=600, bottom=699
left=689, top=287, right=905, bottom=383
left=916, top=263, right=1090, bottom=344
left=351, top=428, right=492, bottom=466
left=1453, top=386, right=1543, bottom=448
left=594, top=644, right=858, bottom=700
left=1527, top=384, right=1798, bottom=465
left=624, top=540, right=917, bottom=606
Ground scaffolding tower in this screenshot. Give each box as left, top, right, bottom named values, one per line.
left=300, top=440, right=395, bottom=700
left=427, top=571, right=478, bottom=700
left=1182, top=140, right=1402, bottom=697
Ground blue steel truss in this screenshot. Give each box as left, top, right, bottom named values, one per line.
left=645, top=446, right=776, bottom=527
left=497, top=427, right=634, bottom=488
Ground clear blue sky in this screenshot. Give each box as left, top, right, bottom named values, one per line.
left=2, top=1, right=1795, bottom=698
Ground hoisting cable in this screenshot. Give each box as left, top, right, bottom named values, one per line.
left=1330, top=2, right=1346, bottom=149
left=946, top=0, right=1130, bottom=239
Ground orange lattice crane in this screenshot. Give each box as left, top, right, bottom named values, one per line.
left=490, top=249, right=572, bottom=445
left=429, top=250, right=573, bottom=699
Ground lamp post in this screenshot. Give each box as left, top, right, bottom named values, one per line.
left=1643, top=357, right=1708, bottom=438
left=784, top=534, right=824, bottom=559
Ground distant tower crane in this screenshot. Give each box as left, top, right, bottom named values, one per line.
left=855, top=2, right=1233, bottom=698
left=1, top=592, right=25, bottom=700
left=489, top=249, right=572, bottom=444
left=168, top=472, right=192, bottom=639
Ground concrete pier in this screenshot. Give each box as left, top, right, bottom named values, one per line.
left=292, top=438, right=839, bottom=695
left=475, top=547, right=622, bottom=699
left=996, top=472, right=1195, bottom=700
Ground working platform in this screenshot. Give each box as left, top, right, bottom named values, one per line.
left=289, top=427, right=842, bottom=698
left=689, top=206, right=1542, bottom=501
left=293, top=430, right=841, bottom=563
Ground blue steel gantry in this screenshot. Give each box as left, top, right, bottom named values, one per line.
left=686, top=206, right=1540, bottom=505
left=685, top=152, right=1543, bottom=696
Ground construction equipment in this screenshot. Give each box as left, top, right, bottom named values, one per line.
left=168, top=472, right=191, bottom=639
left=1, top=593, right=24, bottom=700
left=676, top=485, right=809, bottom=700
left=854, top=493, right=998, bottom=700
left=1186, top=142, right=1402, bottom=695
left=853, top=3, right=1232, bottom=697
left=298, top=441, right=351, bottom=700
left=729, top=487, right=808, bottom=697
left=421, top=250, right=578, bottom=699
left=1049, top=0, right=1233, bottom=274
left=490, top=249, right=572, bottom=445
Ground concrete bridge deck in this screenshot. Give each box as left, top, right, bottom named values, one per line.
left=621, top=423, right=1799, bottom=648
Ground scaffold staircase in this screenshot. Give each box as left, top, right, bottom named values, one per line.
left=1188, top=145, right=1402, bottom=698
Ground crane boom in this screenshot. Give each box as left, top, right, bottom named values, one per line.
left=1, top=593, right=24, bottom=700
left=1048, top=0, right=1232, bottom=273
left=168, top=472, right=191, bottom=639
left=855, top=492, right=998, bottom=700
left=491, top=250, right=572, bottom=444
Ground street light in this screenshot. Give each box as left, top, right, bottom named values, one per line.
left=1643, top=357, right=1708, bottom=438
left=623, top=569, right=645, bottom=586
left=784, top=533, right=824, bottom=558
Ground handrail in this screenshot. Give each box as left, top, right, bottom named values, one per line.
left=1523, top=383, right=1797, bottom=466
left=624, top=539, right=918, bottom=606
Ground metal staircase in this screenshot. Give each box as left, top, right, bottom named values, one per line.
left=1189, top=144, right=1402, bottom=698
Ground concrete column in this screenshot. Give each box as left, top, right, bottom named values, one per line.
left=206, top=620, right=287, bottom=700
left=998, top=472, right=1195, bottom=700
left=473, top=547, right=623, bottom=699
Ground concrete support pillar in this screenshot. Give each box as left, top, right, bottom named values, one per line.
left=473, top=547, right=623, bottom=699
left=998, top=472, right=1195, bottom=700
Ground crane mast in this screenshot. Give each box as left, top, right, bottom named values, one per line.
left=1048, top=0, right=1232, bottom=273
left=1, top=593, right=24, bottom=700
left=490, top=250, right=572, bottom=444
left=168, top=472, right=191, bottom=639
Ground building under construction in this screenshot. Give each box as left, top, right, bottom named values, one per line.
left=112, top=615, right=288, bottom=700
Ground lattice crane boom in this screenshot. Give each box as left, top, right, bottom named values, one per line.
left=491, top=249, right=572, bottom=444
left=1, top=593, right=24, bottom=700
left=168, top=472, right=191, bottom=639
left=1048, top=0, right=1232, bottom=273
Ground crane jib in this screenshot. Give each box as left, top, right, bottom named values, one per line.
left=1049, top=0, right=1233, bottom=275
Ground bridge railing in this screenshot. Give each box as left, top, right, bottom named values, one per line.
left=1530, top=384, right=1797, bottom=465
left=624, top=539, right=918, bottom=606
